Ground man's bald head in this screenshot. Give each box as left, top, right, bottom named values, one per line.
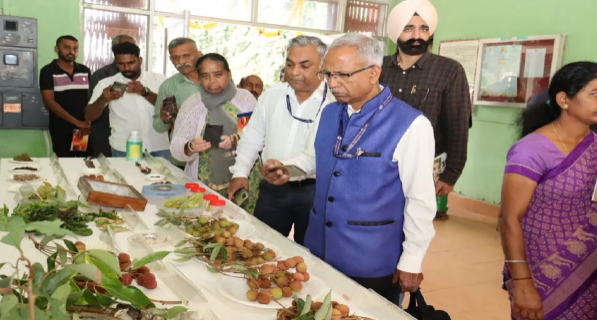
left=239, top=75, right=264, bottom=99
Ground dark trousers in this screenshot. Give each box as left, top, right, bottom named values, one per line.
left=350, top=274, right=394, bottom=299
left=254, top=179, right=315, bottom=245
left=50, top=129, right=93, bottom=158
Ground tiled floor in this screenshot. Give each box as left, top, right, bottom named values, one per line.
left=410, top=207, right=510, bottom=320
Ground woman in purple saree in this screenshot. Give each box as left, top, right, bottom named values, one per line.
left=500, top=62, right=597, bottom=320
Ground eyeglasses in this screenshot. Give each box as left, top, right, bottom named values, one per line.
left=317, top=65, right=375, bottom=82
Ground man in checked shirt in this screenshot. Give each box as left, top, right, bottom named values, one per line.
left=381, top=0, right=471, bottom=220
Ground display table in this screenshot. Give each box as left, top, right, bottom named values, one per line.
left=0, top=157, right=412, bottom=320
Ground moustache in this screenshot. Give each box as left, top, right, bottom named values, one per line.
left=405, top=38, right=428, bottom=46
left=286, top=76, right=305, bottom=82
left=175, top=63, right=194, bottom=69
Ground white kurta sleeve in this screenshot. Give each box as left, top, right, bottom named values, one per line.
left=395, top=115, right=437, bottom=273
left=231, top=92, right=267, bottom=178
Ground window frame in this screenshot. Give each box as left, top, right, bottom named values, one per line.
left=81, top=0, right=392, bottom=72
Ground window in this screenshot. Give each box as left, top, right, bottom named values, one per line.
left=83, top=0, right=391, bottom=76
left=258, top=0, right=339, bottom=31
left=344, top=0, right=388, bottom=37
left=83, top=9, right=148, bottom=72
left=154, top=19, right=304, bottom=87
left=155, top=0, right=252, bottom=21
left=84, top=0, right=148, bottom=10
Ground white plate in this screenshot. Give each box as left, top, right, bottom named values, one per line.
left=216, top=273, right=327, bottom=309
left=10, top=159, right=39, bottom=164
left=7, top=182, right=43, bottom=193
left=8, top=173, right=44, bottom=183
left=9, top=164, right=41, bottom=172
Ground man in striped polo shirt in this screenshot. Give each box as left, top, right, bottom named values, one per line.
left=40, top=35, right=92, bottom=157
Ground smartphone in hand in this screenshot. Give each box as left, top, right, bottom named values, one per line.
left=111, top=81, right=127, bottom=93
left=203, top=124, right=224, bottom=149
left=233, top=188, right=249, bottom=206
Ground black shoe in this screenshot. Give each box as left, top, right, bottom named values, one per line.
left=434, top=211, right=449, bottom=220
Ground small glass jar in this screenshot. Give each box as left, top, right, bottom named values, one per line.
left=210, top=199, right=226, bottom=215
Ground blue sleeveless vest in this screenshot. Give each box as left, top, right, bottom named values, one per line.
left=304, top=86, right=422, bottom=278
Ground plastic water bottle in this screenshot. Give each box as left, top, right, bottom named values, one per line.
left=126, top=130, right=142, bottom=161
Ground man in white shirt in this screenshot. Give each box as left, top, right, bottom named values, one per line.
left=86, top=42, right=170, bottom=159
left=227, top=36, right=334, bottom=245
left=263, top=33, right=436, bottom=299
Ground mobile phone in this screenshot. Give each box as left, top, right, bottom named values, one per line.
left=267, top=164, right=306, bottom=178
left=203, top=124, right=224, bottom=149
left=111, top=81, right=127, bottom=93
left=233, top=188, right=249, bottom=206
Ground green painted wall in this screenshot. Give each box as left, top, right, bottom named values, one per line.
left=389, top=0, right=596, bottom=204
left=0, top=0, right=80, bottom=158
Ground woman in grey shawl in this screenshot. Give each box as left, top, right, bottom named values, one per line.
left=171, top=53, right=260, bottom=213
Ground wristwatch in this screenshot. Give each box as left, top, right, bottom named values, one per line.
left=141, top=86, right=151, bottom=97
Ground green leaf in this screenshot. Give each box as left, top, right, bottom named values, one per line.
left=42, top=269, right=76, bottom=296
left=150, top=306, right=189, bottom=319
left=206, top=265, right=217, bottom=273
left=174, top=239, right=187, bottom=247
left=86, top=249, right=122, bottom=277
left=47, top=252, right=58, bottom=271
left=0, top=216, right=26, bottom=251
left=230, top=265, right=248, bottom=272
left=0, top=295, right=18, bottom=318
left=210, top=245, right=221, bottom=261
left=32, top=262, right=46, bottom=292
left=55, top=244, right=68, bottom=265
left=25, top=220, right=77, bottom=238
left=63, top=239, right=78, bottom=253
left=66, top=290, right=84, bottom=306
left=174, top=254, right=195, bottom=262
left=294, top=314, right=315, bottom=320
left=87, top=257, right=122, bottom=289
left=301, top=295, right=312, bottom=316
left=131, top=251, right=170, bottom=270
left=202, top=243, right=219, bottom=251
left=47, top=298, right=69, bottom=320
left=64, top=264, right=101, bottom=283
left=95, top=292, right=117, bottom=307
left=82, top=289, right=101, bottom=307
left=102, top=284, right=155, bottom=310
left=41, top=235, right=58, bottom=247
left=174, top=248, right=197, bottom=254
left=314, top=291, right=333, bottom=320
left=51, top=281, right=71, bottom=304
left=72, top=312, right=80, bottom=320
left=0, top=205, right=9, bottom=232
left=21, top=305, right=49, bottom=320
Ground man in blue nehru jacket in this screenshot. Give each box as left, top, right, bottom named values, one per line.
left=262, top=33, right=436, bottom=299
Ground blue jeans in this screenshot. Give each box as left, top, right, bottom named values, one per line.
left=111, top=148, right=171, bottom=161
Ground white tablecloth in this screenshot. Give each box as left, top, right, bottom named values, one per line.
left=0, top=157, right=413, bottom=320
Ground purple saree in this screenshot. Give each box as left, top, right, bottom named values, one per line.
left=504, top=132, right=597, bottom=320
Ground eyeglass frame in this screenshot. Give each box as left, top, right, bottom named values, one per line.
left=317, top=65, right=375, bottom=82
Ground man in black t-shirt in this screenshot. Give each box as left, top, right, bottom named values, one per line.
left=40, top=35, right=92, bottom=157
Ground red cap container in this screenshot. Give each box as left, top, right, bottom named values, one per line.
left=190, top=187, right=206, bottom=193
left=210, top=199, right=226, bottom=206
left=185, top=183, right=199, bottom=189
left=203, top=194, right=219, bottom=201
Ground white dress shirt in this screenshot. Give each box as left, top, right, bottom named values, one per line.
left=284, top=94, right=437, bottom=273
left=90, top=70, right=170, bottom=152
left=231, top=82, right=335, bottom=180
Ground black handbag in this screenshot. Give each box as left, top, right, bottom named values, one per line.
left=405, top=289, right=451, bottom=320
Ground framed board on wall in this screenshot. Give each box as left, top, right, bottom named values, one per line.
left=438, top=39, right=480, bottom=104
left=473, top=34, right=567, bottom=108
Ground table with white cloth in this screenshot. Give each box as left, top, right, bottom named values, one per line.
left=0, top=156, right=414, bottom=320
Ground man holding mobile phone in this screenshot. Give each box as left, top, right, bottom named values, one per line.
left=85, top=42, right=170, bottom=159
left=228, top=36, right=334, bottom=245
